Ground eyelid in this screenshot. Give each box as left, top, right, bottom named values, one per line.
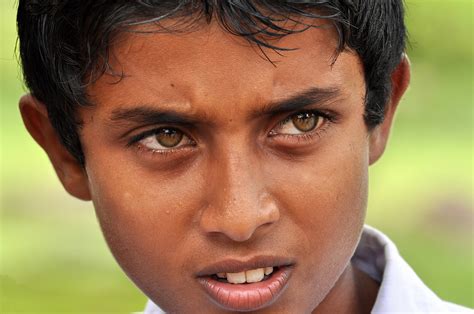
left=270, top=109, right=336, bottom=136
left=126, top=126, right=194, bottom=148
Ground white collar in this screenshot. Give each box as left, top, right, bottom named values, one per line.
left=352, top=225, right=469, bottom=313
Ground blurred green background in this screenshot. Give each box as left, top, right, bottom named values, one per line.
left=1, top=0, right=472, bottom=312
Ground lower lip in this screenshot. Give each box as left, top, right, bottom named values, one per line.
left=197, top=266, right=293, bottom=311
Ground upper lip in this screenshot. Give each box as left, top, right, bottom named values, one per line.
left=196, top=255, right=295, bottom=277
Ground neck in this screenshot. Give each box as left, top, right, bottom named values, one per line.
left=312, top=263, right=379, bottom=314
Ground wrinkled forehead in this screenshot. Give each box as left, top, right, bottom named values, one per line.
left=87, top=21, right=363, bottom=118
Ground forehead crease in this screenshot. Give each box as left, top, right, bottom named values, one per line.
left=111, top=21, right=338, bottom=80
left=106, top=37, right=272, bottom=119
left=93, top=23, right=349, bottom=122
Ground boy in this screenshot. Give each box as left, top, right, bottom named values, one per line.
left=16, top=1, right=470, bottom=313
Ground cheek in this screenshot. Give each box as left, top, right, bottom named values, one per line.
left=266, top=131, right=369, bottom=306
left=84, top=158, right=206, bottom=302
left=269, top=136, right=369, bottom=235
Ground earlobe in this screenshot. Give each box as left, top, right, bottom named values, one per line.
left=19, top=94, right=92, bottom=201
left=369, top=55, right=411, bottom=165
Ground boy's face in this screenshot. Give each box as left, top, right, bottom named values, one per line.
left=22, top=20, right=406, bottom=313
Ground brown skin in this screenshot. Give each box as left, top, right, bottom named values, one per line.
left=20, top=20, right=410, bottom=313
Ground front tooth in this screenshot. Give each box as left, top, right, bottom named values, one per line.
left=217, top=273, right=226, bottom=278
left=226, top=271, right=246, bottom=284
left=264, top=267, right=274, bottom=275
left=245, top=268, right=264, bottom=283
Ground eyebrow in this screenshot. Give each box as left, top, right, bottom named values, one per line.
left=109, top=106, right=204, bottom=126
left=108, top=86, right=341, bottom=126
left=254, top=86, right=341, bottom=117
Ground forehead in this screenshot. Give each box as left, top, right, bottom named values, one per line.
left=88, top=21, right=364, bottom=115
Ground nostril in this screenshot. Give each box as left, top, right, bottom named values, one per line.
left=199, top=190, right=280, bottom=241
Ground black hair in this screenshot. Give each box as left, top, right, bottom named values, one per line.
left=17, top=0, right=406, bottom=165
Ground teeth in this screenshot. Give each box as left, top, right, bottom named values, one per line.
left=222, top=267, right=273, bottom=284
left=226, top=271, right=246, bottom=284
left=264, top=267, right=274, bottom=275
left=245, top=268, right=264, bottom=283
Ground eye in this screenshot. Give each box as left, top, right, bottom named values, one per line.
left=271, top=111, right=325, bottom=136
left=136, top=127, right=193, bottom=151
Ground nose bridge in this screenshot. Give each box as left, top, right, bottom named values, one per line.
left=224, top=148, right=254, bottom=200
left=200, top=144, right=280, bottom=242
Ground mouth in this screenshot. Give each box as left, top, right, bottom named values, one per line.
left=196, top=256, right=294, bottom=311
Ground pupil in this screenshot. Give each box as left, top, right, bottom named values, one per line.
left=156, top=129, right=183, bottom=147
left=292, top=112, right=318, bottom=132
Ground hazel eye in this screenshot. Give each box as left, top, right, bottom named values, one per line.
left=291, top=112, right=319, bottom=132
left=272, top=111, right=324, bottom=135
left=139, top=128, right=191, bottom=150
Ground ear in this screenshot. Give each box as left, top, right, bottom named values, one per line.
left=19, top=94, right=91, bottom=200
left=369, top=55, right=411, bottom=165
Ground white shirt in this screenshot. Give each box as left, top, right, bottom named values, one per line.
left=143, top=225, right=472, bottom=313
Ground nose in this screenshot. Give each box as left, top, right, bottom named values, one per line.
left=199, top=151, right=280, bottom=242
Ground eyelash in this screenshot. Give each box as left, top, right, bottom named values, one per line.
left=127, top=109, right=336, bottom=157
left=268, top=109, right=336, bottom=144
left=127, top=128, right=196, bottom=157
